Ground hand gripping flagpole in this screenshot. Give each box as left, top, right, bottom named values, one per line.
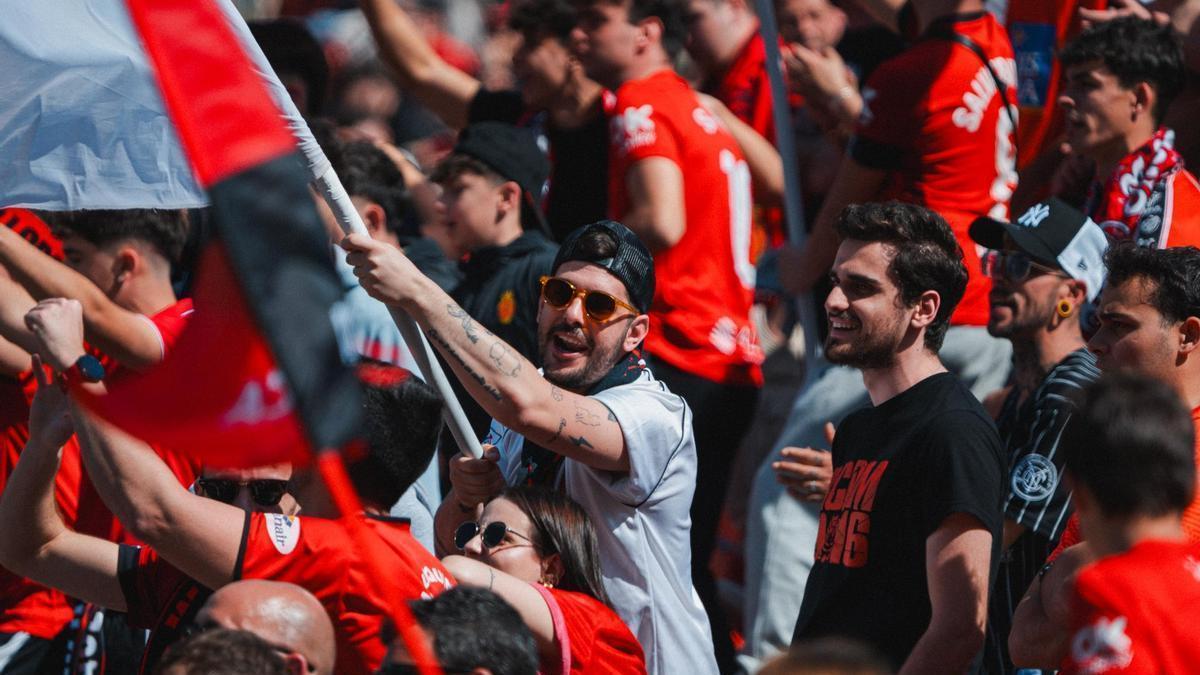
left=218, top=0, right=482, bottom=460
left=751, top=0, right=822, bottom=386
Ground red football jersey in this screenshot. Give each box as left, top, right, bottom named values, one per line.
left=1060, top=539, right=1200, bottom=674
left=536, top=585, right=647, bottom=675
left=608, top=69, right=764, bottom=385
left=238, top=512, right=455, bottom=675
left=0, top=378, right=81, bottom=639
left=852, top=12, right=1017, bottom=327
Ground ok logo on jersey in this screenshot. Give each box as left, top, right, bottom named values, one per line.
left=610, top=104, right=656, bottom=154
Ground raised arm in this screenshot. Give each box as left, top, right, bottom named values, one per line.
left=0, top=225, right=166, bottom=370
left=898, top=513, right=992, bottom=675
left=0, top=358, right=125, bottom=611
left=1009, top=543, right=1094, bottom=668
left=359, top=0, right=481, bottom=130
left=343, top=234, right=629, bottom=472
left=24, top=298, right=243, bottom=591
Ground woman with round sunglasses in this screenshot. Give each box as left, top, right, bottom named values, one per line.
left=442, top=487, right=646, bottom=675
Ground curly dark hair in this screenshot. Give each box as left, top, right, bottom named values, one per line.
left=1060, top=17, right=1185, bottom=124
left=1104, top=243, right=1200, bottom=324
left=833, top=201, right=968, bottom=351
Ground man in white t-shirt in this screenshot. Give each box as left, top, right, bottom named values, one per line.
left=342, top=219, right=716, bottom=675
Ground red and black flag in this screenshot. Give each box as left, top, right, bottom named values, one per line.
left=83, top=0, right=361, bottom=468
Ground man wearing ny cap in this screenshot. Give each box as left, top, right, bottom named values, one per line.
left=968, top=198, right=1108, bottom=674
left=431, top=121, right=559, bottom=437
left=344, top=220, right=715, bottom=675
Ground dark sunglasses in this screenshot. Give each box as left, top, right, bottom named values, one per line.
left=454, top=521, right=535, bottom=552
left=195, top=478, right=290, bottom=507
left=539, top=276, right=638, bottom=322
left=980, top=249, right=1064, bottom=282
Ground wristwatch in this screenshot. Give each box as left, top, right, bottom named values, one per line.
left=63, top=354, right=105, bottom=385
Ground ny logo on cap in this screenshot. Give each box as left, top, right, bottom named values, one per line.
left=1018, top=203, right=1051, bottom=228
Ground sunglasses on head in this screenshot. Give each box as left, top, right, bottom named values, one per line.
left=980, top=249, right=1064, bottom=282
left=539, top=276, right=638, bottom=322
left=454, top=521, right=535, bottom=552
left=195, top=478, right=290, bottom=507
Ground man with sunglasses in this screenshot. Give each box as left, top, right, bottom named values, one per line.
left=967, top=197, right=1107, bottom=674
left=345, top=219, right=716, bottom=674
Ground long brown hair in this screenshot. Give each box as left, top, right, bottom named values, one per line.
left=498, top=486, right=611, bottom=605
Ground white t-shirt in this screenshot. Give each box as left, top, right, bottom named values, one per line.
left=484, top=369, right=717, bottom=675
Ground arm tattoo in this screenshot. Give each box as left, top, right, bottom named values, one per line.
left=551, top=386, right=564, bottom=401
left=488, top=342, right=522, bottom=377
left=546, top=418, right=567, bottom=444
left=574, top=402, right=601, bottom=427
left=447, top=304, right=482, bottom=344
left=569, top=435, right=594, bottom=450
left=426, top=328, right=503, bottom=401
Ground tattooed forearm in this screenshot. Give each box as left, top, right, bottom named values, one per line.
left=488, top=342, right=522, bottom=377
left=447, top=304, right=482, bottom=344
left=546, top=418, right=567, bottom=444
left=568, top=435, right=594, bottom=449
left=551, top=386, right=564, bottom=401
left=574, top=403, right=601, bottom=426
left=426, top=328, right=503, bottom=401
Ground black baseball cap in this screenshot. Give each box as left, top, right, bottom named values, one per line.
left=442, top=121, right=550, bottom=234
left=969, top=197, right=1109, bottom=301
left=447, top=122, right=548, bottom=201
left=552, top=220, right=656, bottom=313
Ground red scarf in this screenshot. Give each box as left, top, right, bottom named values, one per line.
left=1087, top=127, right=1183, bottom=240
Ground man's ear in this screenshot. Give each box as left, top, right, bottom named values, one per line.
left=1177, top=315, right=1200, bottom=356
left=112, top=245, right=139, bottom=286
left=362, top=202, right=388, bottom=239
left=909, top=289, right=941, bottom=330
left=623, top=314, right=650, bottom=352
left=636, top=16, right=663, bottom=51
left=281, top=653, right=308, bottom=675
left=1133, top=80, right=1155, bottom=123
left=497, top=181, right=522, bottom=218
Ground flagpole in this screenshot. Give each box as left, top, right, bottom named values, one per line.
left=315, top=168, right=484, bottom=460
left=750, top=0, right=822, bottom=387
left=215, top=0, right=482, bottom=460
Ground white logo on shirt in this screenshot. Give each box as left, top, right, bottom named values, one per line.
left=420, top=566, right=453, bottom=599
left=1185, top=555, right=1200, bottom=582
left=610, top=104, right=656, bottom=153
left=1070, top=615, right=1133, bottom=674
left=692, top=106, right=720, bottom=134
left=1011, top=454, right=1058, bottom=502
left=223, top=369, right=293, bottom=427
left=952, top=57, right=1016, bottom=133
left=1017, top=203, right=1051, bottom=228
left=264, top=514, right=301, bottom=555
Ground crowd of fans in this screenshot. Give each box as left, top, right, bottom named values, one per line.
left=3, top=0, right=1200, bottom=673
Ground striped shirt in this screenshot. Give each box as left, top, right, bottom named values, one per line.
left=983, top=348, right=1099, bottom=674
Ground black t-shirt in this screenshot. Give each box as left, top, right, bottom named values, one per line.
left=793, top=372, right=1005, bottom=670
left=467, top=89, right=609, bottom=240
